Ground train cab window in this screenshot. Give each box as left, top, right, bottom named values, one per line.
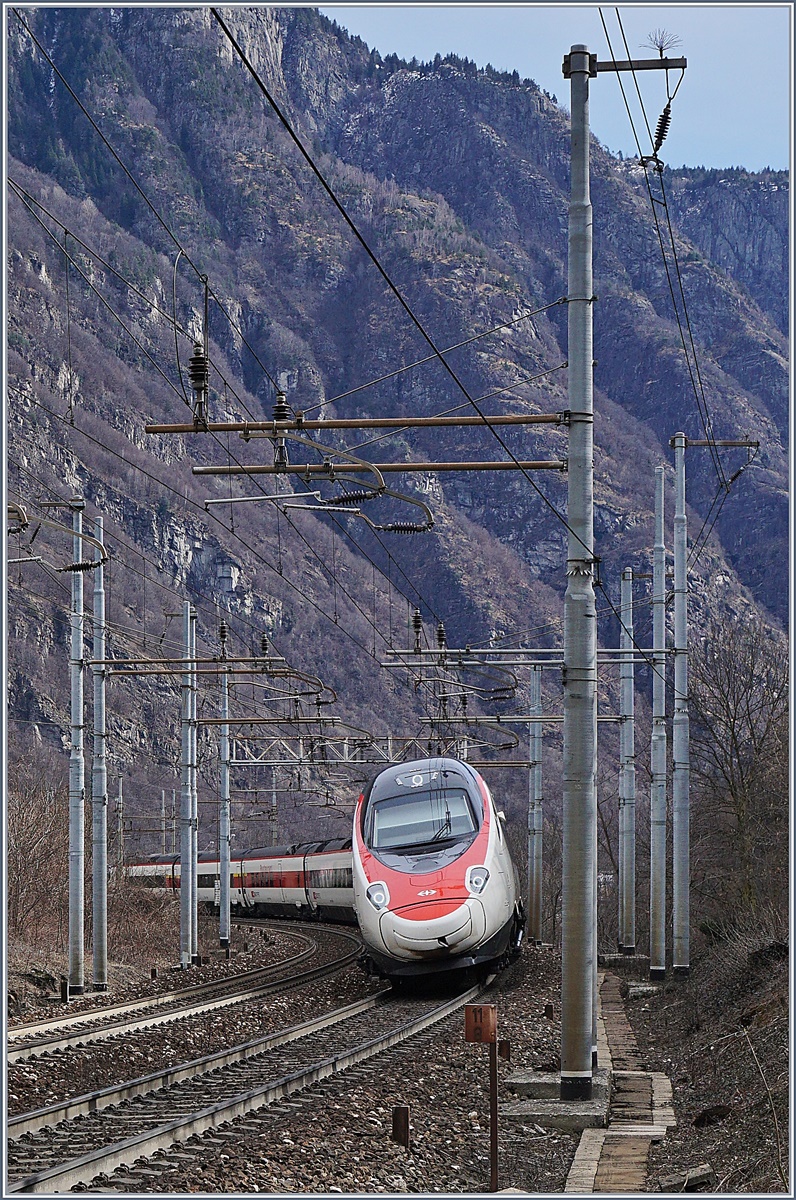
left=368, top=788, right=476, bottom=852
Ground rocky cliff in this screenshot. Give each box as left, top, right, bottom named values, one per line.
left=6, top=6, right=788, bottom=841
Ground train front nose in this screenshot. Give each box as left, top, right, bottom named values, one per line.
left=379, top=897, right=487, bottom=960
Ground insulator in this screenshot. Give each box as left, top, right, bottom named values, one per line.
left=188, top=344, right=209, bottom=393
left=335, top=490, right=377, bottom=506
left=653, top=103, right=672, bottom=154
left=380, top=521, right=428, bottom=534
left=436, top=622, right=446, bottom=649
left=261, top=634, right=269, bottom=657
left=413, top=608, right=423, bottom=652
left=273, top=442, right=289, bottom=471
left=63, top=559, right=100, bottom=573
left=219, top=619, right=228, bottom=645
left=272, top=391, right=290, bottom=422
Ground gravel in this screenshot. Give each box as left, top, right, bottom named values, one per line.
left=8, top=926, right=379, bottom=1116
left=80, top=945, right=578, bottom=1194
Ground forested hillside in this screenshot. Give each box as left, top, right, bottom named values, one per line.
left=6, top=6, right=788, bottom=943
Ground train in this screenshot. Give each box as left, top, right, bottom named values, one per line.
left=127, top=839, right=356, bottom=922
left=353, top=757, right=525, bottom=979
left=128, top=757, right=524, bottom=981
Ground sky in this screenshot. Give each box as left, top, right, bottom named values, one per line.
left=318, top=4, right=793, bottom=172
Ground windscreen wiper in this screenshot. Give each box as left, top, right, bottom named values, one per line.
left=430, top=805, right=452, bottom=842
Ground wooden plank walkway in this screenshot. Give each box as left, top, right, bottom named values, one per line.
left=565, top=973, right=676, bottom=1194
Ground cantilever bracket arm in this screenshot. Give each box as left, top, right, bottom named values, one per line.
left=273, top=430, right=386, bottom=495
left=8, top=509, right=108, bottom=568
left=357, top=486, right=434, bottom=534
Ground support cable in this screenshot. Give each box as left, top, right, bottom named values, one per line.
left=8, top=179, right=264, bottom=423
left=7, top=385, right=440, bottom=710
left=210, top=7, right=594, bottom=565
left=9, top=185, right=447, bottom=647
left=12, top=9, right=278, bottom=393
left=599, top=8, right=726, bottom=488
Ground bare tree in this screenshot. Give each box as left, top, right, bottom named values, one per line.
left=690, top=616, right=788, bottom=927
left=7, top=747, right=70, bottom=947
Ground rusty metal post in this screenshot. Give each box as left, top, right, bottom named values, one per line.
left=391, top=1105, right=410, bottom=1149
left=489, top=1040, right=499, bottom=1191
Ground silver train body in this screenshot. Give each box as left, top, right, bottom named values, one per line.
left=127, top=839, right=355, bottom=921
left=352, top=757, right=525, bottom=979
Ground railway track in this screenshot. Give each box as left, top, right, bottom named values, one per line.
left=8, top=923, right=360, bottom=1063
left=8, top=981, right=486, bottom=1193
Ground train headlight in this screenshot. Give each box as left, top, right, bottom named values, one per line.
left=466, top=866, right=490, bottom=894
left=366, top=882, right=390, bottom=911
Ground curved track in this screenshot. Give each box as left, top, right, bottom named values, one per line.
left=8, top=923, right=360, bottom=1063
left=8, top=981, right=486, bottom=1193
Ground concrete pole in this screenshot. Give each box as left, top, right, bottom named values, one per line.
left=672, top=433, right=690, bottom=974
left=91, top=515, right=108, bottom=992
left=180, top=601, right=192, bottom=968
left=271, top=765, right=278, bottom=846
left=68, top=499, right=86, bottom=995
left=560, top=44, right=597, bottom=1102
left=171, top=788, right=176, bottom=853
left=161, top=790, right=167, bottom=855
left=650, top=467, right=667, bottom=981
left=117, top=775, right=123, bottom=869
left=190, top=607, right=200, bottom=965
left=532, top=667, right=543, bottom=944
left=592, top=806, right=598, bottom=1069
left=526, top=717, right=534, bottom=942
left=219, top=653, right=231, bottom=948
left=620, top=567, right=636, bottom=955
left=617, top=766, right=624, bottom=950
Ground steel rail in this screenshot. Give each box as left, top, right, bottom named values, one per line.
left=9, top=991, right=390, bottom=1140
left=8, top=931, right=315, bottom=1043
left=7, top=927, right=315, bottom=1041
left=9, top=928, right=361, bottom=1063
left=7, top=982, right=486, bottom=1194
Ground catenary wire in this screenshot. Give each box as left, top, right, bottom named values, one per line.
left=7, top=384, right=446, bottom=717
left=10, top=22, right=574, bottom=638
left=8, top=185, right=449, bottom=644
left=8, top=178, right=267, bottom=426
left=12, top=8, right=278, bottom=393
left=210, top=6, right=595, bottom=566
left=600, top=8, right=727, bottom=489
left=613, top=9, right=726, bottom=488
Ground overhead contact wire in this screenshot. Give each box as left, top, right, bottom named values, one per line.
left=210, top=7, right=590, bottom=562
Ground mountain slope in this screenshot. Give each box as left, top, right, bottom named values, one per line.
left=6, top=7, right=788, bottom=843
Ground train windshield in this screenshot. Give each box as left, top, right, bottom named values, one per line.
left=368, top=788, right=477, bottom=852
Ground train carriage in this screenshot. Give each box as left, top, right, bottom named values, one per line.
left=128, top=840, right=355, bottom=922
left=352, top=757, right=525, bottom=980
left=129, top=760, right=523, bottom=980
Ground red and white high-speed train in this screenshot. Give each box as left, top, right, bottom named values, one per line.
left=127, top=839, right=356, bottom=921
left=353, top=757, right=525, bottom=980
